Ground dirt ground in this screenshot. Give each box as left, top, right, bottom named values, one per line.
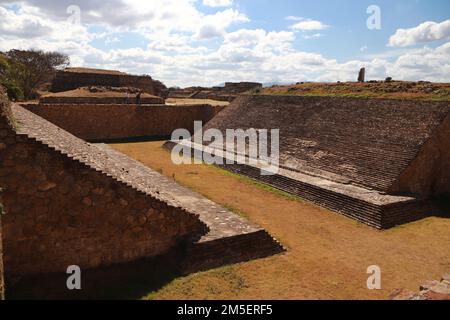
left=166, top=98, right=230, bottom=106
left=111, top=141, right=450, bottom=300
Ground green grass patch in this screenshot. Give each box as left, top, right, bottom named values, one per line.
left=210, top=165, right=304, bottom=203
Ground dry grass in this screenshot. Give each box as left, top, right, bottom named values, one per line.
left=112, top=141, right=450, bottom=300
left=166, top=98, right=230, bottom=106
left=262, top=81, right=450, bottom=101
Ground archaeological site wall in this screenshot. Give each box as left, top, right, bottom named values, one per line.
left=22, top=103, right=225, bottom=141
left=0, top=91, right=207, bottom=277
left=204, top=95, right=450, bottom=197
left=174, top=94, right=450, bottom=228
left=0, top=209, right=4, bottom=300
left=51, top=69, right=167, bottom=97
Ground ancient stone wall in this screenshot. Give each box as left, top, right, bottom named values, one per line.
left=204, top=95, right=450, bottom=197
left=223, top=82, right=262, bottom=93
left=392, top=114, right=450, bottom=197
left=40, top=96, right=165, bottom=105
left=0, top=206, right=4, bottom=300
left=51, top=71, right=167, bottom=97
left=0, top=93, right=206, bottom=277
left=22, top=103, right=224, bottom=141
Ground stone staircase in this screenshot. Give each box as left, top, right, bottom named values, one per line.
left=167, top=95, right=449, bottom=229
left=94, top=144, right=284, bottom=272
left=9, top=104, right=284, bottom=273
left=204, top=95, right=449, bottom=193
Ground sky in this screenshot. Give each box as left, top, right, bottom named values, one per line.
left=0, top=0, right=449, bottom=87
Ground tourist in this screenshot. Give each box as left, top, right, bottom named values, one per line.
left=136, top=91, right=142, bottom=105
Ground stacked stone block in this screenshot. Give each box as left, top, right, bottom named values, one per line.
left=0, top=95, right=207, bottom=277
left=51, top=68, right=167, bottom=97
left=22, top=103, right=225, bottom=141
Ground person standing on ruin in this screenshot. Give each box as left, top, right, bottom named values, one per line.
left=125, top=90, right=130, bottom=104
left=136, top=90, right=142, bottom=106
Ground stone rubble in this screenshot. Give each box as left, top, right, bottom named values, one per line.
left=390, top=275, right=450, bottom=300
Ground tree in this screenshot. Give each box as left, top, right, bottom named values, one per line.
left=0, top=54, right=24, bottom=101
left=3, top=49, right=69, bottom=99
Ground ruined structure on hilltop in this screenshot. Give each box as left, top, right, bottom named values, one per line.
left=0, top=87, right=282, bottom=298
left=51, top=67, right=168, bottom=98
left=166, top=95, right=450, bottom=229
left=168, top=82, right=263, bottom=102
left=40, top=87, right=165, bottom=105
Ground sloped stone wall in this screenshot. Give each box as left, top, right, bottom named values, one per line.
left=392, top=114, right=450, bottom=197
left=22, top=103, right=224, bottom=141
left=0, top=208, right=4, bottom=300
left=204, top=95, right=450, bottom=196
left=0, top=92, right=206, bottom=277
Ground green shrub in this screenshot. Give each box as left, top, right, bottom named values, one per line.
left=0, top=79, right=24, bottom=101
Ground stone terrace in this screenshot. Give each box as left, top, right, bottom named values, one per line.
left=9, top=104, right=283, bottom=273
left=204, top=95, right=450, bottom=194
left=167, top=95, right=450, bottom=229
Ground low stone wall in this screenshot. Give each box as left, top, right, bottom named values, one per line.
left=0, top=96, right=207, bottom=277
left=40, top=96, right=165, bottom=105
left=22, top=103, right=225, bottom=141
left=0, top=210, right=4, bottom=300
left=51, top=71, right=167, bottom=97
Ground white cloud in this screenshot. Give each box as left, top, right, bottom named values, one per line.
left=290, top=19, right=329, bottom=31
left=303, top=33, right=323, bottom=40
left=203, top=0, right=233, bottom=8
left=0, top=2, right=449, bottom=87
left=196, top=9, right=249, bottom=39
left=285, top=16, right=303, bottom=21
left=389, top=20, right=450, bottom=47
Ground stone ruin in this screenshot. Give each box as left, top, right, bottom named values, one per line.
left=20, top=70, right=227, bottom=142
left=168, top=82, right=263, bottom=102
left=51, top=67, right=168, bottom=98
left=358, top=68, right=366, bottom=82
left=390, top=274, right=450, bottom=300
left=0, top=87, right=283, bottom=298
left=166, top=95, right=450, bottom=229
left=40, top=86, right=165, bottom=105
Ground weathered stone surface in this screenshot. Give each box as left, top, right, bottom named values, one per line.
left=50, top=67, right=167, bottom=98
left=0, top=92, right=282, bottom=283
left=391, top=276, right=450, bottom=300
left=389, top=288, right=420, bottom=300
left=21, top=102, right=224, bottom=141
left=193, top=94, right=450, bottom=228
left=37, top=182, right=57, bottom=192
left=358, top=67, right=366, bottom=82
left=0, top=209, right=4, bottom=300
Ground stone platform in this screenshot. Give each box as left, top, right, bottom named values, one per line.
left=165, top=95, right=449, bottom=229
left=8, top=104, right=283, bottom=274
left=94, top=144, right=284, bottom=272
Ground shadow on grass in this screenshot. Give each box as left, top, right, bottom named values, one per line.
left=435, top=195, right=450, bottom=218
left=6, top=249, right=184, bottom=300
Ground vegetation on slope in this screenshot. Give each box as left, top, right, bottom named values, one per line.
left=260, top=81, right=450, bottom=101
left=0, top=49, right=69, bottom=101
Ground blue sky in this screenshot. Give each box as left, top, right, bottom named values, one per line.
left=0, top=0, right=449, bottom=86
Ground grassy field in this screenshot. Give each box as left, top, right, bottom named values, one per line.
left=260, top=81, right=450, bottom=101
left=111, top=141, right=450, bottom=300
